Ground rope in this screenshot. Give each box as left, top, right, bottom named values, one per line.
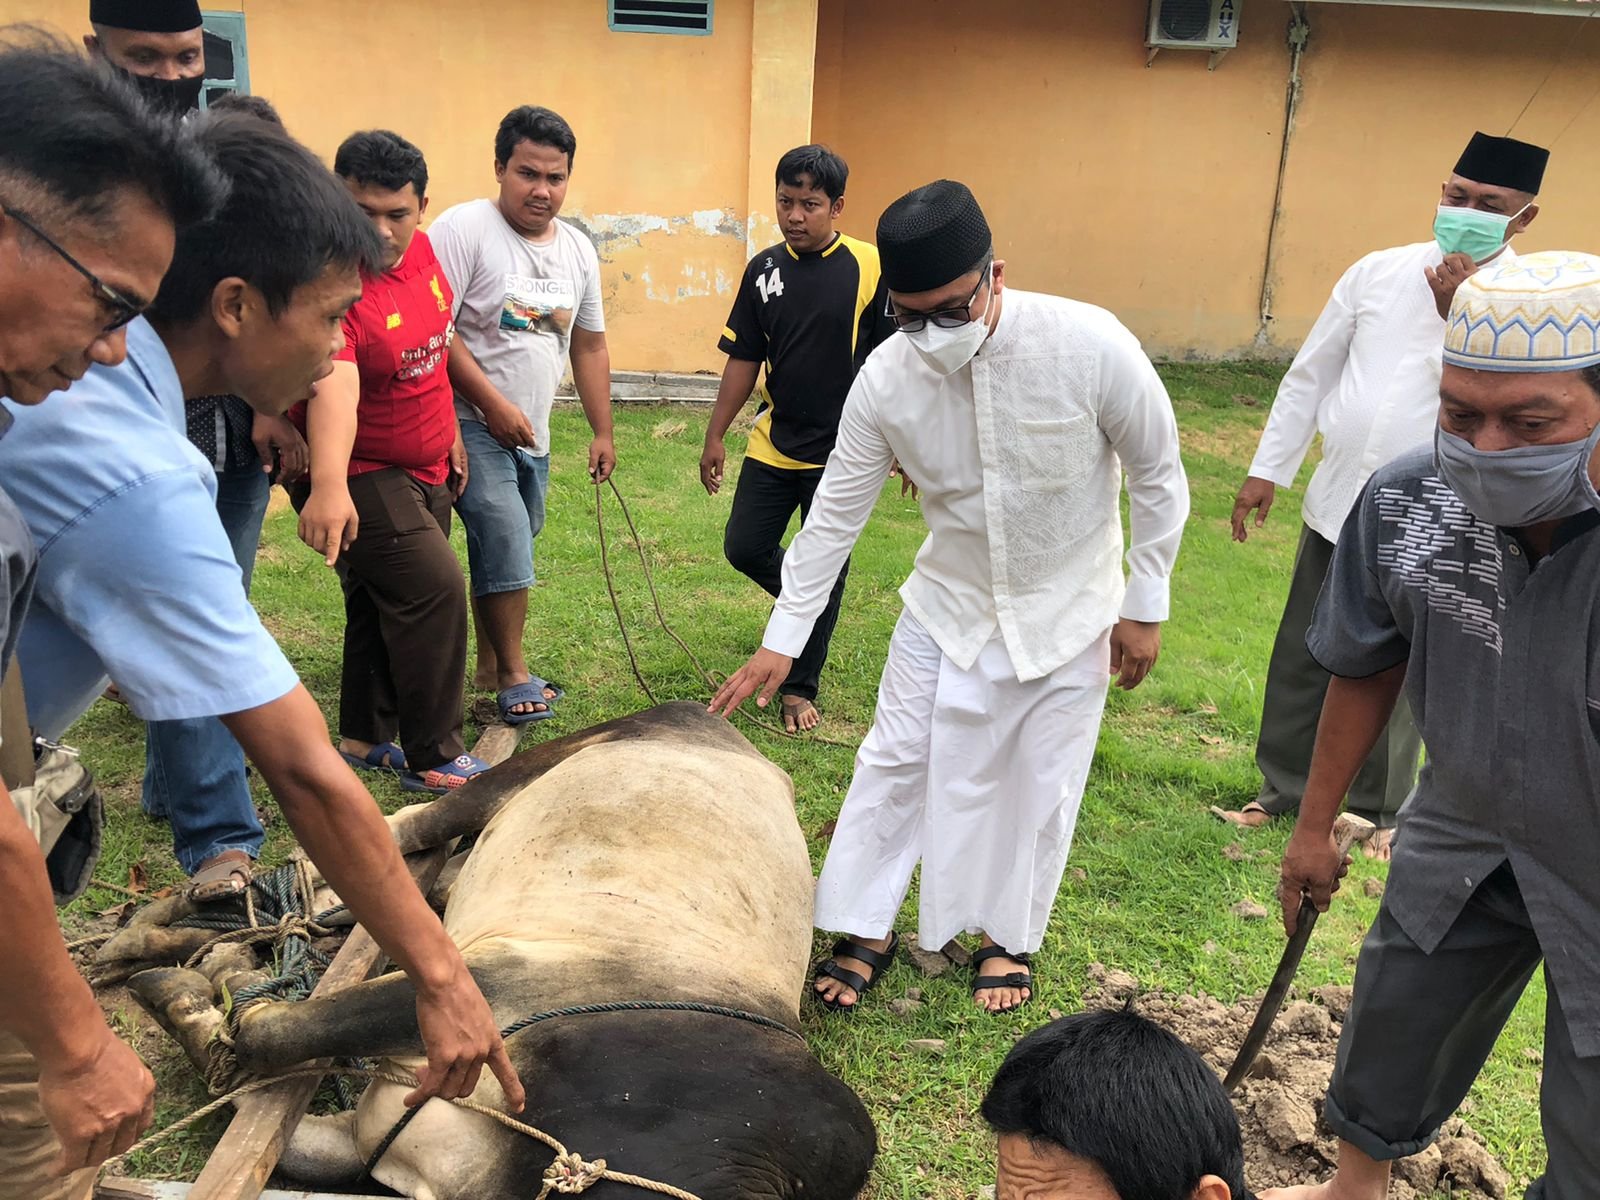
left=592, top=476, right=862, bottom=750
left=103, top=1063, right=702, bottom=1200
left=362, top=999, right=801, bottom=1181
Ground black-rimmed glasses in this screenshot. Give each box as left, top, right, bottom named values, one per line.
left=3, top=207, right=146, bottom=333
left=886, top=265, right=990, bottom=334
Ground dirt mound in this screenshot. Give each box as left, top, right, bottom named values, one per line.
left=1083, top=965, right=1511, bottom=1199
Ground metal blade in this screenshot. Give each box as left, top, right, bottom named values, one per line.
left=1223, top=895, right=1320, bottom=1093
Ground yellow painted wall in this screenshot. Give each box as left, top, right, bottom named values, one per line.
left=812, top=0, right=1600, bottom=359
left=7, top=0, right=804, bottom=375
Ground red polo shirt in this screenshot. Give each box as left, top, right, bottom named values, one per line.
left=293, top=229, right=457, bottom=486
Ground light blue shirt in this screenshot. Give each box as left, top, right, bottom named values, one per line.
left=0, top=318, right=298, bottom=739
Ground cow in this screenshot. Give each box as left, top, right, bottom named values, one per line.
left=127, top=702, right=877, bottom=1199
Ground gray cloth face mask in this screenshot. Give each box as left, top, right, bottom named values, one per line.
left=1434, top=421, right=1600, bottom=528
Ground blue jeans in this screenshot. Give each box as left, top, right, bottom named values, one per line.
left=453, top=418, right=550, bottom=597
left=142, top=463, right=270, bottom=873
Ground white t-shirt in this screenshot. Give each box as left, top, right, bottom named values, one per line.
left=429, top=199, right=605, bottom=458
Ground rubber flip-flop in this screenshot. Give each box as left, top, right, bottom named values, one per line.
left=497, top=681, right=558, bottom=725
left=340, top=741, right=408, bottom=773
left=402, top=754, right=495, bottom=794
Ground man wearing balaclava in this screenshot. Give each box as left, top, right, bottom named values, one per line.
left=1266, top=250, right=1600, bottom=1200
left=83, top=0, right=206, bottom=117
left=1221, top=132, right=1547, bottom=856
left=710, top=181, right=1189, bottom=1015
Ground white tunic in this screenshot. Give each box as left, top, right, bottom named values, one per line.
left=762, top=289, right=1189, bottom=680
left=760, top=289, right=1188, bottom=954
left=1248, top=241, right=1517, bottom=544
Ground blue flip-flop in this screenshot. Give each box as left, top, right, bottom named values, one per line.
left=340, top=741, right=408, bottom=773
left=401, top=754, right=495, bottom=794
left=497, top=679, right=562, bottom=725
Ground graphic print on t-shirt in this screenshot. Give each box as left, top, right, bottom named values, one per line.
left=500, top=273, right=575, bottom=335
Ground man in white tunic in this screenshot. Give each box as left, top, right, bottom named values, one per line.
left=711, top=180, right=1189, bottom=1013
left=1222, top=132, right=1547, bottom=857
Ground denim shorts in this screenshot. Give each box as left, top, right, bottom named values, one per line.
left=454, top=417, right=550, bottom=597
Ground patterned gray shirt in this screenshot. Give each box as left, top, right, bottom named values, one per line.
left=1310, top=446, right=1600, bottom=1054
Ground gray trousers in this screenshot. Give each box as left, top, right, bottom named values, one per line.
left=1327, top=865, right=1599, bottom=1198
left=1255, top=524, right=1421, bottom=826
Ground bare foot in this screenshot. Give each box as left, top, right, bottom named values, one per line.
left=972, top=935, right=1031, bottom=1013
left=1210, top=801, right=1273, bottom=829
left=472, top=664, right=497, bottom=691
left=781, top=695, right=821, bottom=734
left=814, top=935, right=894, bottom=1008
left=1260, top=1143, right=1390, bottom=1199
left=1362, top=827, right=1394, bottom=861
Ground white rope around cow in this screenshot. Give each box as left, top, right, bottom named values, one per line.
left=103, top=1063, right=704, bottom=1200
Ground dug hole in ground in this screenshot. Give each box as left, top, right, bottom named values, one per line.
left=1081, top=965, right=1513, bottom=1200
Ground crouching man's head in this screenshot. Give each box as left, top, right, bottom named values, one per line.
left=982, top=1009, right=1252, bottom=1200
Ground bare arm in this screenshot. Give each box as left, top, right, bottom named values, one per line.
left=0, top=791, right=154, bottom=1172
left=569, top=326, right=615, bottom=482
left=221, top=686, right=525, bottom=1110
left=1279, top=664, right=1407, bottom=932
left=699, top=358, right=761, bottom=495
left=297, top=361, right=360, bottom=567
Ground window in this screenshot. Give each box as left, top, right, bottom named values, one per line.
left=608, top=0, right=714, bottom=36
left=199, top=11, right=249, bottom=110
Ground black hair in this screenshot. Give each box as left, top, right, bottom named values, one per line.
left=776, top=144, right=848, bottom=203
left=334, top=129, right=429, bottom=200
left=151, top=110, right=383, bottom=323
left=205, top=91, right=283, bottom=127
left=981, top=1009, right=1253, bottom=1200
left=494, top=105, right=577, bottom=170
left=0, top=30, right=224, bottom=231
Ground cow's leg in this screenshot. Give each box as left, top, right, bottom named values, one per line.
left=279, top=1111, right=365, bottom=1188
left=127, top=968, right=226, bottom=1079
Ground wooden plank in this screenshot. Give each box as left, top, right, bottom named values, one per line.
left=100, top=1182, right=369, bottom=1200
left=185, top=844, right=451, bottom=1200
left=183, top=719, right=521, bottom=1200
left=470, top=721, right=521, bottom=768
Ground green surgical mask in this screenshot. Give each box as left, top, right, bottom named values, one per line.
left=1434, top=202, right=1528, bottom=263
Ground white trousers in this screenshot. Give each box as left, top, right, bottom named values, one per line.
left=813, top=609, right=1110, bottom=956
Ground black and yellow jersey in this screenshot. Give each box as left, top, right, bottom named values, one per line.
left=718, top=232, right=896, bottom=470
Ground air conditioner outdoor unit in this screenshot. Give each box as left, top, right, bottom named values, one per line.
left=1147, top=0, right=1240, bottom=68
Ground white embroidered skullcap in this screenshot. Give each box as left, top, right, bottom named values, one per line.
left=1443, top=250, right=1600, bottom=373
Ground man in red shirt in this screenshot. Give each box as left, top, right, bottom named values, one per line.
left=293, top=130, right=484, bottom=792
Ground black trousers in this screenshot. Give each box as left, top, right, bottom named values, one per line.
left=722, top=457, right=849, bottom=703
left=1327, top=864, right=1599, bottom=1198
left=292, top=469, right=468, bottom=772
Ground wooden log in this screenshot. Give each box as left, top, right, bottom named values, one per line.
left=100, top=1182, right=370, bottom=1200
left=184, top=844, right=451, bottom=1200
left=470, top=720, right=521, bottom=767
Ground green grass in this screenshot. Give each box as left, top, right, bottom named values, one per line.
left=66, top=365, right=1547, bottom=1195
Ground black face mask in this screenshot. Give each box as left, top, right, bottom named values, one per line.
left=122, top=69, right=204, bottom=116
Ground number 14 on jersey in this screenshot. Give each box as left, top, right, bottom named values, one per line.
left=755, top=266, right=785, bottom=303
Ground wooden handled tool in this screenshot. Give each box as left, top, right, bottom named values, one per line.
left=1222, top=812, right=1377, bottom=1094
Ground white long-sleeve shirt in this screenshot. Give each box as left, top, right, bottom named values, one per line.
left=1249, top=240, right=1515, bottom=543
left=762, top=289, right=1189, bottom=682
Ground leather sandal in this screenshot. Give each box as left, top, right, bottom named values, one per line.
left=813, top=933, right=899, bottom=1013
left=971, top=944, right=1033, bottom=1012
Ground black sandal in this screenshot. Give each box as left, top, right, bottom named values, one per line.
left=971, top=945, right=1033, bottom=1011
left=812, top=933, right=899, bottom=1013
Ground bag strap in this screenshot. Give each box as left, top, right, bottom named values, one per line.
left=0, top=657, right=35, bottom=790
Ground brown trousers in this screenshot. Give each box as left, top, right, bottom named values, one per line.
left=0, top=1032, right=93, bottom=1200
left=293, top=468, right=468, bottom=773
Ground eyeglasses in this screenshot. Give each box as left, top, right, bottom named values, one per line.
left=886, top=265, right=990, bottom=333
left=3, top=206, right=146, bottom=333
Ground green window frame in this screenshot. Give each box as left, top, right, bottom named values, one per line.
left=199, top=11, right=250, bottom=110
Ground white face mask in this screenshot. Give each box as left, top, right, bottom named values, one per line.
left=903, top=283, right=994, bottom=376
